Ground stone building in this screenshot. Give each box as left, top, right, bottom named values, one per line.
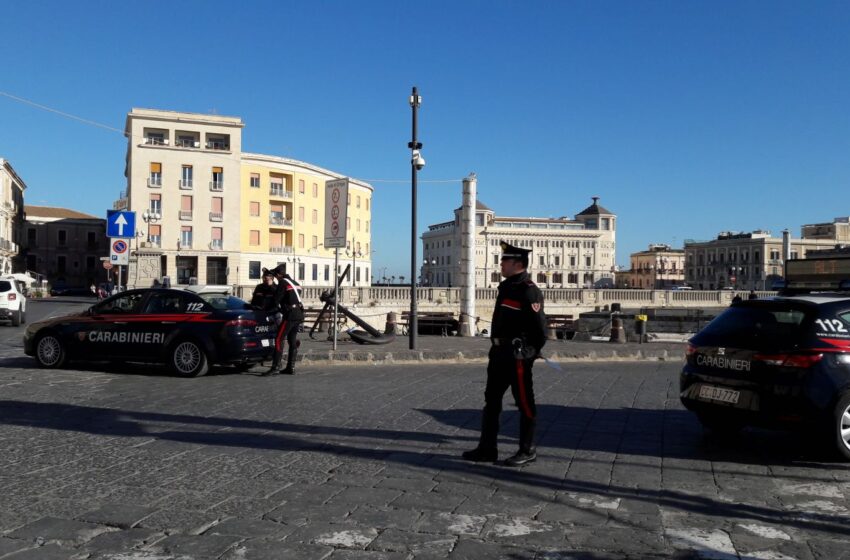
left=618, top=244, right=686, bottom=289
left=0, top=159, right=26, bottom=274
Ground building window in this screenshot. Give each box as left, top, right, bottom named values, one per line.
left=366, top=220, right=370, bottom=233
left=298, top=234, right=305, bottom=248
left=249, top=261, right=261, bottom=279
left=539, top=256, right=545, bottom=266
left=87, top=231, right=97, bottom=246
left=298, top=262, right=305, bottom=280
left=211, top=227, right=223, bottom=250
left=312, top=183, right=318, bottom=197
left=357, top=195, right=361, bottom=208
left=299, top=179, right=305, bottom=194
left=180, top=226, right=193, bottom=248
left=312, top=209, right=318, bottom=224
left=211, top=197, right=223, bottom=221
left=86, top=256, right=96, bottom=270
left=570, top=256, right=576, bottom=266
left=312, top=264, right=318, bottom=281
left=181, top=165, right=193, bottom=188
left=554, top=255, right=560, bottom=266
left=250, top=230, right=260, bottom=246
left=58, top=230, right=67, bottom=245
left=148, top=225, right=161, bottom=246
left=149, top=162, right=162, bottom=187
left=298, top=207, right=305, bottom=222
left=312, top=235, right=318, bottom=249
left=366, top=198, right=370, bottom=211
left=250, top=173, right=260, bottom=188
left=149, top=193, right=161, bottom=215
left=57, top=256, right=66, bottom=273
left=211, top=166, right=224, bottom=190
left=249, top=202, right=260, bottom=216
left=180, top=195, right=193, bottom=219
left=325, top=265, right=330, bottom=282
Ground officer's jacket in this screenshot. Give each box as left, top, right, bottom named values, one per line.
left=250, top=283, right=277, bottom=312
left=491, top=271, right=546, bottom=353
left=273, top=276, right=305, bottom=321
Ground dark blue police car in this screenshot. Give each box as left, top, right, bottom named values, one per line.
left=681, top=257, right=850, bottom=459
left=24, top=287, right=276, bottom=377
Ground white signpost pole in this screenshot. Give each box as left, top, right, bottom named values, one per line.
left=333, top=248, right=339, bottom=351
left=324, top=178, right=349, bottom=352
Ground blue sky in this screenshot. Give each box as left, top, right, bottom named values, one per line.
left=2, top=1, right=850, bottom=277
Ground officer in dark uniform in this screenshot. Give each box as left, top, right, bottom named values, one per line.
left=264, top=264, right=305, bottom=376
left=250, top=269, right=277, bottom=310
left=463, top=241, right=546, bottom=466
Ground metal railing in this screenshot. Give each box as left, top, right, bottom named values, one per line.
left=147, top=176, right=162, bottom=188
left=269, top=216, right=293, bottom=227
left=175, top=139, right=199, bottom=148
left=209, top=181, right=224, bottom=192
left=144, top=137, right=168, bottom=146
left=147, top=237, right=161, bottom=248
left=270, top=246, right=294, bottom=254
left=209, top=212, right=223, bottom=222
left=179, top=179, right=193, bottom=189
left=179, top=211, right=193, bottom=220
left=206, top=141, right=229, bottom=150
left=270, top=187, right=293, bottom=199
left=209, top=240, right=223, bottom=250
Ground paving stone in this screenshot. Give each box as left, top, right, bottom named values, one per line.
left=223, top=539, right=334, bottom=560
left=414, top=512, right=487, bottom=537
left=328, top=487, right=404, bottom=509
left=2, top=543, right=79, bottom=559
left=4, top=516, right=113, bottom=546
left=328, top=549, right=410, bottom=560
left=150, top=533, right=243, bottom=557
left=205, top=517, right=291, bottom=538
left=0, top=538, right=31, bottom=557
left=77, top=503, right=159, bottom=529
left=265, top=503, right=354, bottom=526
left=348, top=506, right=423, bottom=532
left=367, top=528, right=456, bottom=555
left=136, top=508, right=222, bottom=535
left=448, top=538, right=536, bottom=559
left=81, top=527, right=162, bottom=553
left=390, top=491, right=466, bottom=513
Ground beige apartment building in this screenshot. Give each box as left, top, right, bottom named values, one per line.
left=0, top=159, right=26, bottom=275
left=685, top=230, right=838, bottom=290
left=23, top=206, right=109, bottom=288
left=122, top=108, right=371, bottom=287
left=422, top=197, right=617, bottom=288
left=618, top=244, right=685, bottom=289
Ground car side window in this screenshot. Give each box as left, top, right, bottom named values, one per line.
left=95, top=293, right=145, bottom=314
left=143, top=293, right=185, bottom=314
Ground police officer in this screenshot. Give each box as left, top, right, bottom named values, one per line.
left=265, top=264, right=305, bottom=376
left=250, top=269, right=277, bottom=311
left=463, top=241, right=546, bottom=466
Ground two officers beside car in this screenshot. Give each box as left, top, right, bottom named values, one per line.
left=463, top=241, right=547, bottom=467
left=252, top=265, right=304, bottom=376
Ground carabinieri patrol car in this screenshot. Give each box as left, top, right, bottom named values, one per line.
left=681, top=256, right=850, bottom=460
left=24, top=287, right=276, bottom=377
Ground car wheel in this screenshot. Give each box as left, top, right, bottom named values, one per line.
left=170, top=340, right=209, bottom=378
left=21, top=309, right=26, bottom=324
left=35, top=333, right=66, bottom=368
left=696, top=410, right=745, bottom=435
left=11, top=310, right=21, bottom=327
left=833, top=392, right=850, bottom=461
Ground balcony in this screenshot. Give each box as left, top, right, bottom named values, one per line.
left=269, top=216, right=293, bottom=227
left=206, top=141, right=230, bottom=151
left=147, top=238, right=161, bottom=248
left=143, top=137, right=169, bottom=146
left=175, top=139, right=200, bottom=148
left=209, top=212, right=223, bottom=222
left=179, top=179, right=193, bottom=190
left=209, top=181, right=224, bottom=192
left=179, top=211, right=193, bottom=220
left=209, top=240, right=223, bottom=250
left=147, top=176, right=162, bottom=188
left=270, top=246, right=294, bottom=254
left=269, top=186, right=292, bottom=199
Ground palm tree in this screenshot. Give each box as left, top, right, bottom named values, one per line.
left=399, top=276, right=405, bottom=285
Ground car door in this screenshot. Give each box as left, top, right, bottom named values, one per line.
left=81, top=291, right=147, bottom=359
left=138, top=291, right=193, bottom=355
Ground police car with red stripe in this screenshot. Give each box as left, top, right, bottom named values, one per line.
left=24, top=286, right=276, bottom=377
left=681, top=256, right=850, bottom=459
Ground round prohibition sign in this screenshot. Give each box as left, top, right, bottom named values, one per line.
left=112, top=240, right=128, bottom=253
left=331, top=206, right=340, bottom=220
left=331, top=188, right=340, bottom=203
left=331, top=221, right=340, bottom=236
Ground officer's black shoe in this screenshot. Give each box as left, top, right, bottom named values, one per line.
left=262, top=366, right=280, bottom=376
left=503, top=449, right=537, bottom=467
left=280, top=367, right=294, bottom=375
left=461, top=447, right=498, bottom=462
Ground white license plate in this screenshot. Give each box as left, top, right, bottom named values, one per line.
left=260, top=338, right=271, bottom=347
left=698, top=385, right=740, bottom=404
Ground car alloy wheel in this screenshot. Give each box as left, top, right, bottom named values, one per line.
left=36, top=335, right=65, bottom=368
left=171, top=340, right=208, bottom=377
left=836, top=392, right=850, bottom=460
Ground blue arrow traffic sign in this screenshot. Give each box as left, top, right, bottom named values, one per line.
left=106, top=210, right=136, bottom=238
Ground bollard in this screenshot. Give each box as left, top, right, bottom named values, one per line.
left=385, top=311, right=398, bottom=335
left=635, top=314, right=648, bottom=344
left=609, top=315, right=626, bottom=343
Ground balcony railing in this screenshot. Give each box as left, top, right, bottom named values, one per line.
left=209, top=181, right=224, bottom=192
left=206, top=141, right=230, bottom=151
left=175, top=139, right=200, bottom=148
left=147, top=238, right=161, bottom=248
left=270, top=246, right=294, bottom=254
left=179, top=211, right=193, bottom=220
left=269, top=216, right=293, bottom=227
left=144, top=137, right=169, bottom=146
left=269, top=186, right=292, bottom=198
left=209, top=212, right=223, bottom=222
left=209, top=240, right=223, bottom=250
left=179, top=179, right=193, bottom=189
left=147, top=176, right=162, bottom=188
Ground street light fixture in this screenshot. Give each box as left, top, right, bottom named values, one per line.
left=408, top=86, right=423, bottom=350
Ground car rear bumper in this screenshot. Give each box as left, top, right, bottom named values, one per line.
left=215, top=336, right=275, bottom=365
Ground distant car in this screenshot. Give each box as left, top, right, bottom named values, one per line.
left=681, top=294, right=850, bottom=460
left=24, top=288, right=276, bottom=377
left=0, top=278, right=26, bottom=326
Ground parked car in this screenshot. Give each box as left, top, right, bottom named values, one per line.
left=0, top=278, right=26, bottom=326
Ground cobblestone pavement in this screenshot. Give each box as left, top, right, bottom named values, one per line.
left=1, top=302, right=850, bottom=558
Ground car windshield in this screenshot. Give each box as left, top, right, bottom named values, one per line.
left=695, top=303, right=810, bottom=350
left=199, top=294, right=250, bottom=310
left=0, top=281, right=11, bottom=292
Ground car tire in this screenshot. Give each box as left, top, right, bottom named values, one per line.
left=170, top=339, right=209, bottom=378
left=35, top=333, right=67, bottom=369
left=11, top=310, right=21, bottom=327
left=697, top=410, right=745, bottom=435
left=21, top=309, right=26, bottom=324
left=833, top=391, right=850, bottom=461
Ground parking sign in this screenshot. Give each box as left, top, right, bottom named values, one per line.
left=324, top=178, right=349, bottom=248
left=110, top=238, right=130, bottom=265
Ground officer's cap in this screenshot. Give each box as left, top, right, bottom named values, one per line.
left=500, top=241, right=531, bottom=266
left=262, top=268, right=275, bottom=279
left=267, top=264, right=287, bottom=277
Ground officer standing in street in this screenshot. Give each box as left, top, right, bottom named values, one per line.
left=250, top=269, right=277, bottom=310
left=463, top=241, right=546, bottom=466
left=264, top=264, right=305, bottom=376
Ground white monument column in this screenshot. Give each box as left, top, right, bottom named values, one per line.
left=459, top=173, right=477, bottom=337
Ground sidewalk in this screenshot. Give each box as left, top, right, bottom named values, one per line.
left=297, top=332, right=687, bottom=366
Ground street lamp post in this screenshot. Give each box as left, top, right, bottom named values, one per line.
left=409, top=86, right=424, bottom=349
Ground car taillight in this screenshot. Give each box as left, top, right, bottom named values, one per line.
left=754, top=352, right=824, bottom=368
left=225, top=319, right=257, bottom=328
left=686, top=344, right=697, bottom=358
left=8, top=294, right=15, bottom=301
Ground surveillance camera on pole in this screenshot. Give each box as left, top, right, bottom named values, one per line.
left=412, top=150, right=425, bottom=171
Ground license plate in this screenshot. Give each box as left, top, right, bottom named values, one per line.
left=698, top=385, right=740, bottom=404
left=260, top=338, right=271, bottom=347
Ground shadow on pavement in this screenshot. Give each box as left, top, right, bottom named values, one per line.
left=1, top=399, right=850, bottom=537
left=0, top=356, right=246, bottom=377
